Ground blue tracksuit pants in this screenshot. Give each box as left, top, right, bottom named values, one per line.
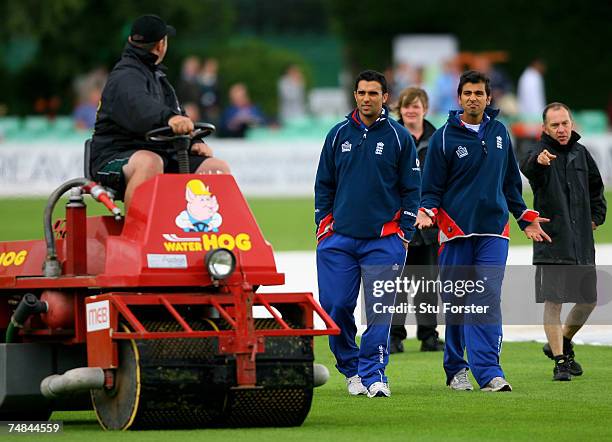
left=317, top=233, right=406, bottom=388
left=438, top=236, right=508, bottom=388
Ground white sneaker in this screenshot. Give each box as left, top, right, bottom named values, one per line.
left=449, top=368, right=474, bottom=391
left=346, top=375, right=367, bottom=396
left=366, top=381, right=391, bottom=398
left=481, top=376, right=512, bottom=392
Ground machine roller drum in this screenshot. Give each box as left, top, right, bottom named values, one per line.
left=92, top=320, right=314, bottom=430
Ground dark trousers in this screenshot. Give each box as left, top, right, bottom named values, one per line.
left=391, top=243, right=439, bottom=342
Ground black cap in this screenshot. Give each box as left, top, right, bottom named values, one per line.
left=130, top=14, right=176, bottom=44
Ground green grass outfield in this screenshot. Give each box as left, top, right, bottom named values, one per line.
left=1, top=197, right=611, bottom=440
left=1, top=193, right=612, bottom=248
left=5, top=338, right=611, bottom=441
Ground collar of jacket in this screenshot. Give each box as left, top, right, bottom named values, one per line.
left=123, top=42, right=164, bottom=71
left=346, top=105, right=389, bottom=130
left=540, top=130, right=581, bottom=151
left=448, top=106, right=499, bottom=129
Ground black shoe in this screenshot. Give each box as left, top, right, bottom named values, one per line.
left=543, top=337, right=574, bottom=359
left=553, top=355, right=572, bottom=381
left=420, top=336, right=444, bottom=352
left=389, top=337, right=404, bottom=354
left=543, top=339, right=583, bottom=376
left=567, top=354, right=583, bottom=376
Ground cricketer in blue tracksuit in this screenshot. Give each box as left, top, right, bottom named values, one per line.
left=420, top=108, right=539, bottom=388
left=315, top=106, right=421, bottom=388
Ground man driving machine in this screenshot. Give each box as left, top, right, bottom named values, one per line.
left=90, top=14, right=230, bottom=210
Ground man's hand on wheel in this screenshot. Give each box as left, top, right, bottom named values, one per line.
left=191, top=142, right=213, bottom=157
left=168, top=115, right=194, bottom=135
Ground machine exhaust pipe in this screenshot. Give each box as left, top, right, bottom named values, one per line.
left=40, top=367, right=105, bottom=399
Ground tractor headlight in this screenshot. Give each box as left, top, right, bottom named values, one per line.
left=205, top=248, right=236, bottom=280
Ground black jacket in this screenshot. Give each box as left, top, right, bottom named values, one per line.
left=398, top=118, right=438, bottom=246
left=520, top=131, right=606, bottom=264
left=90, top=43, right=183, bottom=175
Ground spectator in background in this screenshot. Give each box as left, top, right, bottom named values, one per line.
left=177, top=56, right=202, bottom=107
left=73, top=67, right=108, bottom=130
left=198, top=58, right=221, bottom=125
left=431, top=58, right=460, bottom=115
left=392, top=63, right=417, bottom=98
left=519, top=102, right=606, bottom=382
left=219, top=83, right=266, bottom=138
left=278, top=64, right=307, bottom=123
left=73, top=86, right=103, bottom=130
left=518, top=59, right=546, bottom=117
left=390, top=87, right=443, bottom=354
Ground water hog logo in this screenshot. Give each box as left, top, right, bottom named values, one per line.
left=164, top=179, right=251, bottom=253
left=0, top=250, right=28, bottom=267
left=162, top=233, right=252, bottom=252
left=175, top=179, right=222, bottom=233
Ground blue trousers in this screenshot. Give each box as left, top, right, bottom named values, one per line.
left=438, top=236, right=508, bottom=388
left=317, top=233, right=406, bottom=387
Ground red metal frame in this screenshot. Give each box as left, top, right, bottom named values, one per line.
left=85, top=290, right=339, bottom=386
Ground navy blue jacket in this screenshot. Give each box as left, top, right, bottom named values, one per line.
left=420, top=109, right=537, bottom=242
left=315, top=107, right=421, bottom=241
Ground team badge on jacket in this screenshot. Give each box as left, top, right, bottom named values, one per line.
left=496, top=135, right=503, bottom=149
left=375, top=141, right=384, bottom=155
left=456, top=145, right=468, bottom=158
left=341, top=141, right=352, bottom=152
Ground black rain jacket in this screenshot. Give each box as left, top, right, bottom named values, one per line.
left=90, top=43, right=183, bottom=175
left=520, top=131, right=606, bottom=264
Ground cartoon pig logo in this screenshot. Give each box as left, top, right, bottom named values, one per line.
left=175, top=179, right=223, bottom=232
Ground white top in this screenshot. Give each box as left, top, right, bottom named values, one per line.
left=463, top=122, right=480, bottom=133
left=517, top=67, right=546, bottom=116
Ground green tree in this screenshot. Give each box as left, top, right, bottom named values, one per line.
left=0, top=0, right=235, bottom=114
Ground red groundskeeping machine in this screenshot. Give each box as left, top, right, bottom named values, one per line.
left=0, top=125, right=338, bottom=430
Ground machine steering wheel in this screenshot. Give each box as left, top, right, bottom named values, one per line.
left=145, top=122, right=216, bottom=143
left=145, top=122, right=216, bottom=174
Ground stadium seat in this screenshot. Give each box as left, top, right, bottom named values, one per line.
left=574, top=110, right=608, bottom=134
left=50, top=116, right=76, bottom=137
left=22, top=116, right=51, bottom=136
left=0, top=116, right=21, bottom=140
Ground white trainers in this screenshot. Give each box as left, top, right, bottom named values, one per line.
left=481, top=376, right=512, bottom=392
left=346, top=375, right=368, bottom=396
left=367, top=381, right=391, bottom=398
left=449, top=368, right=474, bottom=391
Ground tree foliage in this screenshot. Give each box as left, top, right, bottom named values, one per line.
left=0, top=0, right=235, bottom=114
